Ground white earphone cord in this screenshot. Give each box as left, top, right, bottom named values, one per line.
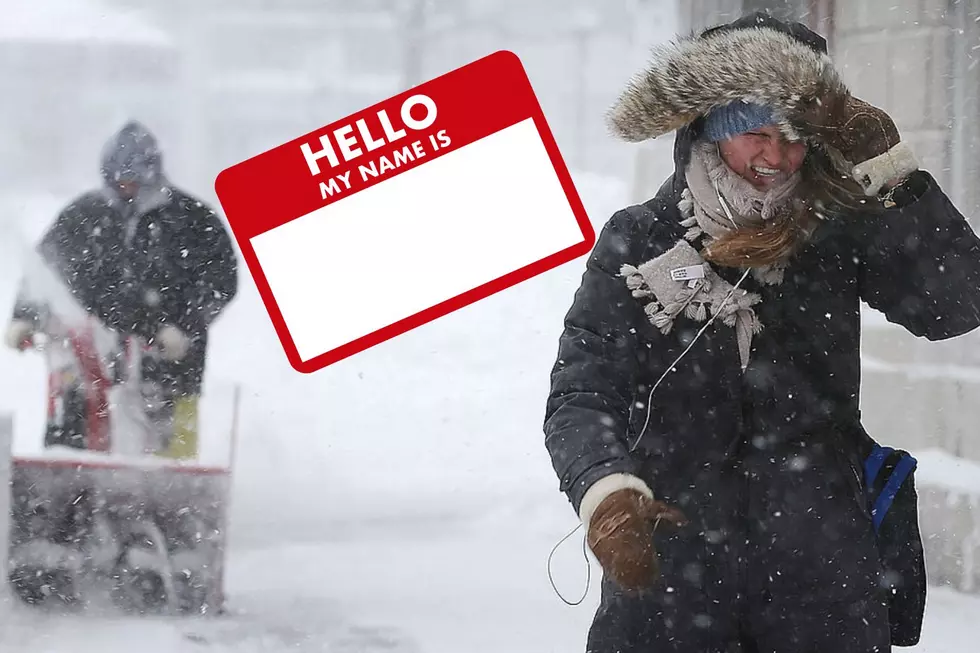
left=633, top=181, right=747, bottom=452
left=630, top=266, right=750, bottom=452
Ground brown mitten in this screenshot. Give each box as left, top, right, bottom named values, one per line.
left=585, top=487, right=688, bottom=591
left=793, top=93, right=918, bottom=195
left=795, top=94, right=898, bottom=163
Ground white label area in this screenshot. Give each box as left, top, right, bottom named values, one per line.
left=250, top=118, right=585, bottom=363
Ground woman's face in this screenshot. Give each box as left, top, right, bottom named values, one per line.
left=717, top=124, right=807, bottom=190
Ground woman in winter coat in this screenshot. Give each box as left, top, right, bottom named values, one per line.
left=543, top=13, right=980, bottom=653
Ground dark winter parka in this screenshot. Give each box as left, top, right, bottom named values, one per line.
left=543, top=14, right=980, bottom=653
left=16, top=122, right=238, bottom=396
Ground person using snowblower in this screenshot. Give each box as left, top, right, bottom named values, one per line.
left=543, top=12, right=980, bottom=653
left=5, top=119, right=238, bottom=459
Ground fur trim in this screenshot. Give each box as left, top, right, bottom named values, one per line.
left=579, top=473, right=654, bottom=530
left=606, top=26, right=847, bottom=143
left=852, top=141, right=920, bottom=196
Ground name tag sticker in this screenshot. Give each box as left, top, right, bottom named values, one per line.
left=214, top=51, right=595, bottom=374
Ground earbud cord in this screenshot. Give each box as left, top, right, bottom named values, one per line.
left=633, top=182, right=747, bottom=452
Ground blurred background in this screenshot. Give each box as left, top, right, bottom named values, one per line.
left=1, top=1, right=980, bottom=651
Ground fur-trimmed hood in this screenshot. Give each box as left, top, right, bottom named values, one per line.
left=608, top=12, right=848, bottom=177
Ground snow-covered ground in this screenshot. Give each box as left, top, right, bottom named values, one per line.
left=1, top=170, right=979, bottom=651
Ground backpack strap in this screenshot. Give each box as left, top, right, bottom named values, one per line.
left=869, top=450, right=918, bottom=533
left=864, top=444, right=893, bottom=488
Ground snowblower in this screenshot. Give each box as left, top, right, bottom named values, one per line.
left=1, top=246, right=238, bottom=616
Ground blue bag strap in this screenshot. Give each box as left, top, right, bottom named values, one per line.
left=871, top=453, right=918, bottom=533
left=864, top=445, right=893, bottom=490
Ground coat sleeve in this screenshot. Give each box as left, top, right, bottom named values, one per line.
left=32, top=196, right=135, bottom=331
left=162, top=200, right=239, bottom=339
left=543, top=207, right=653, bottom=514
left=852, top=170, right=980, bottom=340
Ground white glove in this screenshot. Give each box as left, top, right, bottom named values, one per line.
left=155, top=324, right=190, bottom=361
left=4, top=319, right=33, bottom=350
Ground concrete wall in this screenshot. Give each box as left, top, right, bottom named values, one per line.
left=677, top=0, right=744, bottom=31
left=833, top=0, right=954, bottom=204
left=834, top=0, right=980, bottom=229
left=919, top=476, right=980, bottom=595
left=861, top=317, right=980, bottom=462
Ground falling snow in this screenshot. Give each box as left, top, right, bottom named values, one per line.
left=1, top=0, right=980, bottom=651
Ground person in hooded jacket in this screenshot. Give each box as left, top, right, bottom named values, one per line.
left=543, top=13, right=980, bottom=653
left=5, top=120, right=238, bottom=459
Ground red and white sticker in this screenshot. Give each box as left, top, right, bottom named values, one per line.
left=215, top=50, right=595, bottom=373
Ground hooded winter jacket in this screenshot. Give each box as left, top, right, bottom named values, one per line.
left=543, top=13, right=980, bottom=653
left=17, top=121, right=238, bottom=396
